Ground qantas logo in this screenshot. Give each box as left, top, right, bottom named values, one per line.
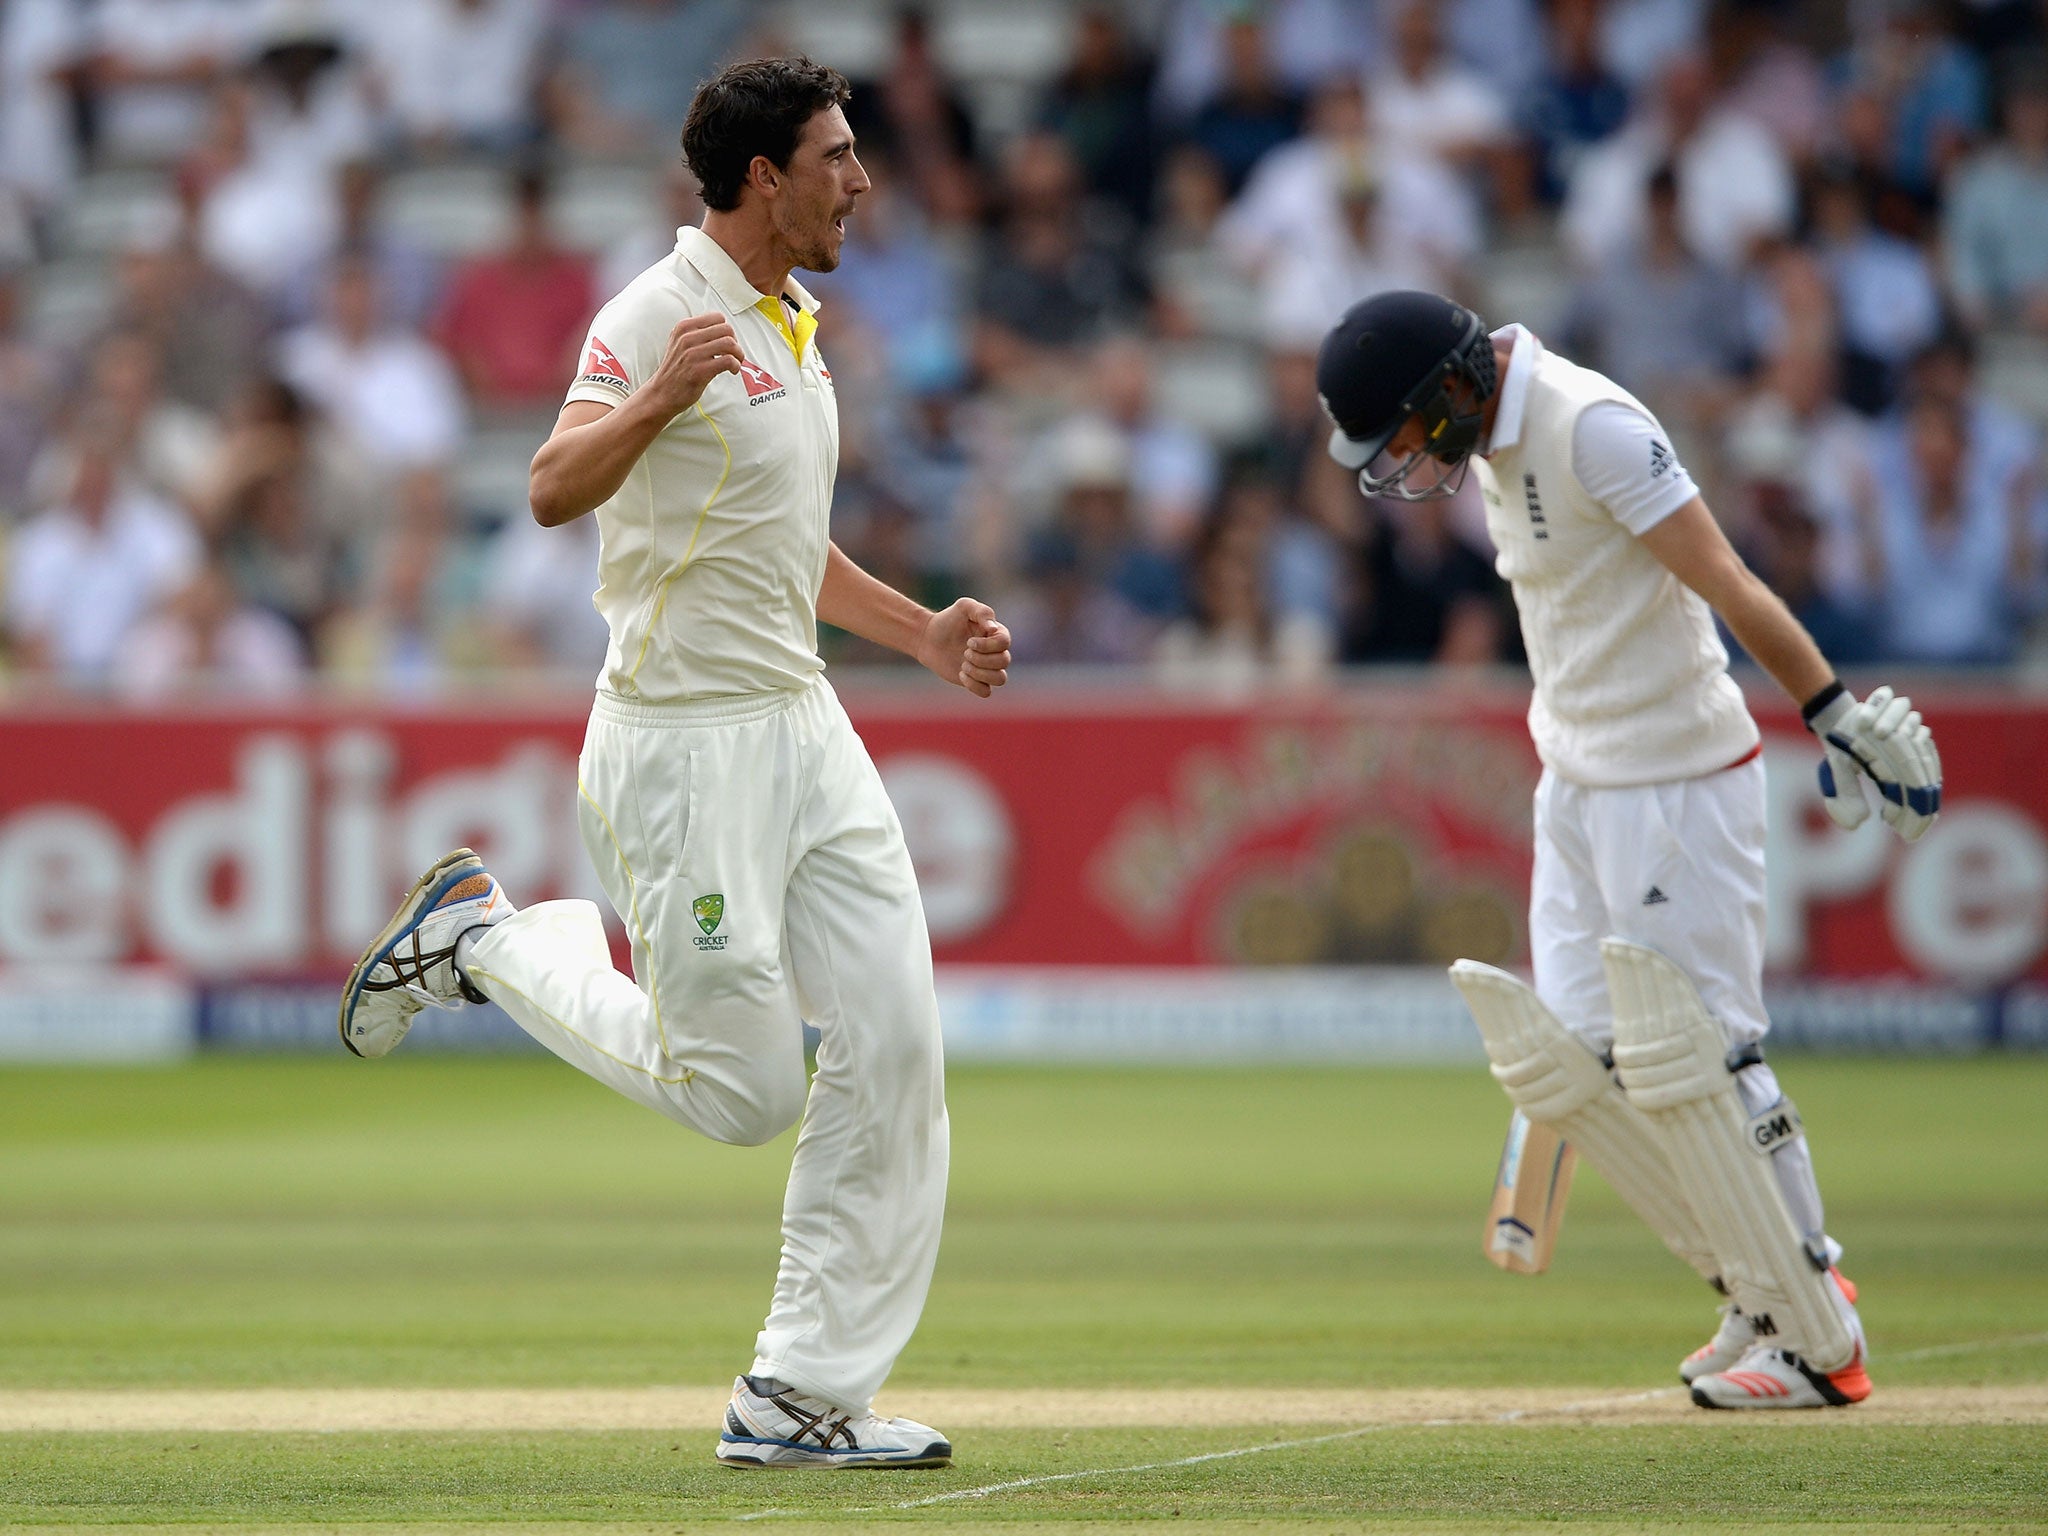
left=738, top=358, right=786, bottom=405
left=580, top=336, right=629, bottom=389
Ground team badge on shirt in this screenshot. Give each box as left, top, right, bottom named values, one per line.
left=692, top=893, right=727, bottom=951
left=738, top=358, right=786, bottom=405
left=580, top=336, right=630, bottom=389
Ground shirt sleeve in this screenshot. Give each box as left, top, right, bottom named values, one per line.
left=564, top=293, right=647, bottom=408
left=1570, top=400, right=1699, bottom=535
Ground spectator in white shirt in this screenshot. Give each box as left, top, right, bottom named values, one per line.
left=90, top=0, right=245, bottom=165
left=1370, top=1, right=1513, bottom=181
left=243, top=10, right=376, bottom=177
left=1809, top=167, right=1940, bottom=413
left=352, top=0, right=546, bottom=152
left=1944, top=63, right=2048, bottom=333
left=276, top=255, right=466, bottom=471
left=115, top=553, right=308, bottom=698
left=1259, top=156, right=1446, bottom=343
left=1088, top=334, right=1219, bottom=553
left=279, top=159, right=441, bottom=331
left=1869, top=392, right=2037, bottom=666
left=5, top=414, right=201, bottom=685
left=477, top=510, right=608, bottom=674
left=195, top=79, right=342, bottom=297
left=1, top=0, right=84, bottom=208
left=1562, top=164, right=1749, bottom=422
left=1153, top=0, right=1377, bottom=123
left=1723, top=347, right=1883, bottom=613
left=1563, top=49, right=1794, bottom=270
left=1219, top=76, right=1478, bottom=287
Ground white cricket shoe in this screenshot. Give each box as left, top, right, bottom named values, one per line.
left=1680, top=1301, right=1758, bottom=1384
left=338, top=848, right=513, bottom=1059
left=1690, top=1266, right=1870, bottom=1409
left=1689, top=1340, right=1873, bottom=1409
left=716, top=1376, right=952, bottom=1468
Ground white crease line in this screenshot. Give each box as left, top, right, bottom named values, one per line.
left=887, top=1387, right=1693, bottom=1512
left=1891, top=1330, right=2048, bottom=1360
left=733, top=1422, right=1421, bottom=1521
left=735, top=1385, right=1683, bottom=1520
left=730, top=1330, right=2048, bottom=1523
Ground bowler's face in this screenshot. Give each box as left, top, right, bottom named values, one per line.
left=778, top=105, right=869, bottom=273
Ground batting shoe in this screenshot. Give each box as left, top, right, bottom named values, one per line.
left=1680, top=1301, right=1758, bottom=1384
left=1691, top=1269, right=1870, bottom=1409
left=716, top=1376, right=952, bottom=1468
left=338, top=849, right=514, bottom=1059
left=1689, top=1339, right=1873, bottom=1409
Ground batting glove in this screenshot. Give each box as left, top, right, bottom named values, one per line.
left=1804, top=682, right=1943, bottom=843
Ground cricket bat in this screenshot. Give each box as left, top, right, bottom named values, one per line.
left=1483, top=1109, right=1576, bottom=1273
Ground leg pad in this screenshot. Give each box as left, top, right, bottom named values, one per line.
left=1601, top=939, right=1858, bottom=1372
left=1451, top=960, right=1720, bottom=1285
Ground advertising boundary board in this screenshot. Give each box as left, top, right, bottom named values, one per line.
left=0, top=967, right=2038, bottom=1064
left=1, top=678, right=2044, bottom=1064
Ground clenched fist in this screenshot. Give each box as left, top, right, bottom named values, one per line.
left=918, top=599, right=1011, bottom=698
left=643, top=312, right=745, bottom=420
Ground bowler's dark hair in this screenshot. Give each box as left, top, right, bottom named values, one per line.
left=682, top=56, right=852, bottom=212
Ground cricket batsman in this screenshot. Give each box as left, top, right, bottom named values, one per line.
left=1318, top=291, right=1942, bottom=1409
left=336, top=57, right=1010, bottom=1466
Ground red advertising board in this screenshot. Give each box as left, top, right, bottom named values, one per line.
left=0, top=681, right=2042, bottom=988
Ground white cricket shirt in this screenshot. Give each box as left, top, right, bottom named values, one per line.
left=1473, top=326, right=1759, bottom=787
left=566, top=225, right=838, bottom=702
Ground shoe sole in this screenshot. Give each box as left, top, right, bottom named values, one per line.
left=337, top=847, right=481, bottom=1058
left=1690, top=1363, right=1870, bottom=1410
left=716, top=1449, right=952, bottom=1469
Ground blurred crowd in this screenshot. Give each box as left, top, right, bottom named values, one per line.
left=4, top=0, right=2048, bottom=698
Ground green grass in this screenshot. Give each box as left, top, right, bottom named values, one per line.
left=4, top=1424, right=2044, bottom=1528
left=1, top=1056, right=2045, bottom=1529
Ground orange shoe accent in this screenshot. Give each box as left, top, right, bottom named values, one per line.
left=1826, top=1355, right=1873, bottom=1403
left=1831, top=1267, right=1859, bottom=1305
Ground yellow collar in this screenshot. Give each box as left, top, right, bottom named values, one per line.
left=675, top=225, right=820, bottom=362
left=755, top=293, right=818, bottom=365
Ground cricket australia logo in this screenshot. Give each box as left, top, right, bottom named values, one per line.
left=1523, top=472, right=1548, bottom=540
left=692, top=893, right=727, bottom=951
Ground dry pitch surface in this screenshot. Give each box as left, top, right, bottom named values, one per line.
left=4, top=1382, right=2045, bottom=1432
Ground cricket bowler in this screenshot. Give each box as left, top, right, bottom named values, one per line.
left=1318, top=291, right=1942, bottom=1409
left=337, top=57, right=1011, bottom=1466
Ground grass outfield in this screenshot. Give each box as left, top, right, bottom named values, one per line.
left=0, top=1056, right=2044, bottom=1530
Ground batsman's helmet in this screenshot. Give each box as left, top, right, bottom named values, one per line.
left=1317, top=290, right=1497, bottom=501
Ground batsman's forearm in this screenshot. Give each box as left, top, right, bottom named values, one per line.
left=816, top=542, right=930, bottom=656
left=1715, top=569, right=1836, bottom=707
left=528, top=395, right=675, bottom=526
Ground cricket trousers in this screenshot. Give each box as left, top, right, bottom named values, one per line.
left=462, top=677, right=948, bottom=1413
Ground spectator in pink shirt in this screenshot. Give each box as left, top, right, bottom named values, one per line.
left=433, top=164, right=595, bottom=409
